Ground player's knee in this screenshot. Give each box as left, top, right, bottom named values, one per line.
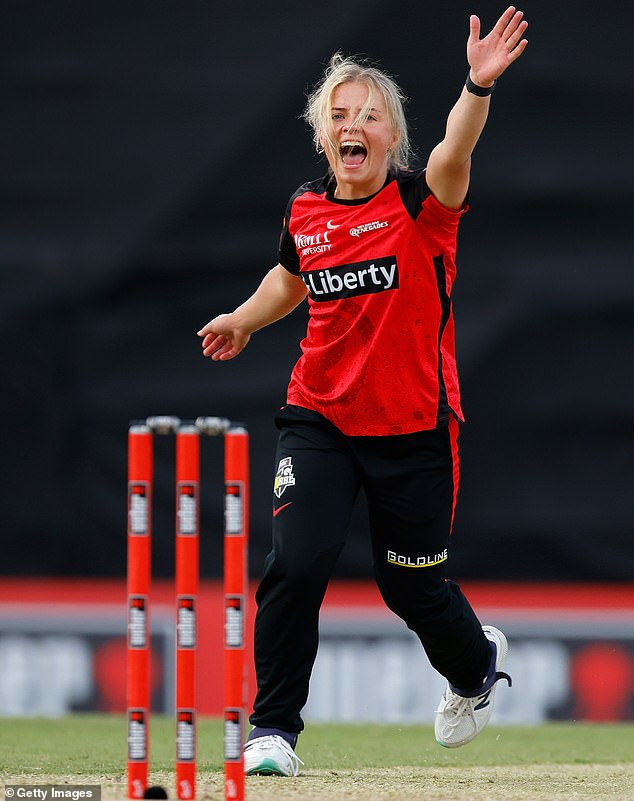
left=379, top=575, right=448, bottom=621
left=266, top=552, right=332, bottom=598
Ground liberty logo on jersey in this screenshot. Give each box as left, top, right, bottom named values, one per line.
left=301, top=255, right=399, bottom=302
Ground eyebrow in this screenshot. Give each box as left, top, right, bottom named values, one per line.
left=331, top=106, right=383, bottom=113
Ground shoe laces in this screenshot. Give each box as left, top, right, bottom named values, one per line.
left=438, top=668, right=512, bottom=734
left=438, top=690, right=474, bottom=732
left=245, top=735, right=304, bottom=773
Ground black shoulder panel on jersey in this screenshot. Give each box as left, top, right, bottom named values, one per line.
left=278, top=176, right=329, bottom=275
left=395, top=168, right=432, bottom=221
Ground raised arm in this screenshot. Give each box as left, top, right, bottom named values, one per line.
left=426, top=6, right=528, bottom=210
left=197, top=264, right=307, bottom=361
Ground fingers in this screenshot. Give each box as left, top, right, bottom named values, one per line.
left=210, top=335, right=249, bottom=361
left=505, top=18, right=529, bottom=54
left=502, top=9, right=527, bottom=44
left=469, top=14, right=481, bottom=42
left=197, top=315, right=231, bottom=357
left=210, top=342, right=237, bottom=361
left=478, top=7, right=527, bottom=69
left=197, top=322, right=213, bottom=337
left=202, top=337, right=236, bottom=361
left=199, top=327, right=249, bottom=361
left=507, top=36, right=528, bottom=63
left=492, top=6, right=518, bottom=38
left=197, top=313, right=229, bottom=338
left=201, top=332, right=220, bottom=351
left=197, top=313, right=248, bottom=361
left=472, top=8, right=528, bottom=60
left=201, top=332, right=227, bottom=358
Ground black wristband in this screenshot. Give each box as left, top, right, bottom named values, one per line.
left=465, top=73, right=496, bottom=97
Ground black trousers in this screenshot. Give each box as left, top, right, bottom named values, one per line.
left=250, top=405, right=490, bottom=734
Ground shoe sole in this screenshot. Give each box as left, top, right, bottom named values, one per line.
left=483, top=625, right=508, bottom=667
left=245, top=758, right=288, bottom=777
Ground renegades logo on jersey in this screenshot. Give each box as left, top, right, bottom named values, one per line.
left=300, top=255, right=399, bottom=302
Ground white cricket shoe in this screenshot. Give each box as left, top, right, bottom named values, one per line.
left=244, top=735, right=303, bottom=776
left=435, top=625, right=512, bottom=748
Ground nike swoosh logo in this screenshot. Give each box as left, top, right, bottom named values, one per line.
left=273, top=502, right=293, bottom=517
left=326, top=220, right=341, bottom=230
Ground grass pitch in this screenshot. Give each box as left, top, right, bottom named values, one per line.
left=1, top=715, right=633, bottom=800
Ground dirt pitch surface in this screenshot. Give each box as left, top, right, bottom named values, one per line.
left=15, top=765, right=633, bottom=801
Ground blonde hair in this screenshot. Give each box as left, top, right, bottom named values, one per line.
left=304, top=52, right=411, bottom=170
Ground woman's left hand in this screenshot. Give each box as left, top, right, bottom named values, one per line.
left=467, top=6, right=528, bottom=86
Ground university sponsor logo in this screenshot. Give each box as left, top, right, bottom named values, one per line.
left=274, top=456, right=296, bottom=499
left=301, top=256, right=398, bottom=302
left=349, top=219, right=389, bottom=237
left=295, top=227, right=332, bottom=256
left=387, top=548, right=448, bottom=568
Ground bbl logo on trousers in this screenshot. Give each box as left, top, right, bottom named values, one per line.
left=274, top=456, right=296, bottom=499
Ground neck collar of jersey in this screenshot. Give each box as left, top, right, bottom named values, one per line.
left=324, top=168, right=396, bottom=205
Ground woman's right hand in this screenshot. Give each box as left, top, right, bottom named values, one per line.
left=197, top=313, right=251, bottom=361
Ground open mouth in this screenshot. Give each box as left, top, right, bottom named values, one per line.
left=340, top=140, right=367, bottom=166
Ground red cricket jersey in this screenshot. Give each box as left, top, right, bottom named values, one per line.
left=278, top=168, right=466, bottom=436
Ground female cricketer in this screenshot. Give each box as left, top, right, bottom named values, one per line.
left=198, top=6, right=528, bottom=776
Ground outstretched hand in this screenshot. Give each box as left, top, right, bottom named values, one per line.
left=468, top=6, right=528, bottom=86
left=197, top=314, right=251, bottom=361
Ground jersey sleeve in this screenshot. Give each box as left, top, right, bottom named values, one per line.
left=395, top=168, right=433, bottom=221
left=396, top=167, right=469, bottom=221
left=277, top=197, right=300, bottom=275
